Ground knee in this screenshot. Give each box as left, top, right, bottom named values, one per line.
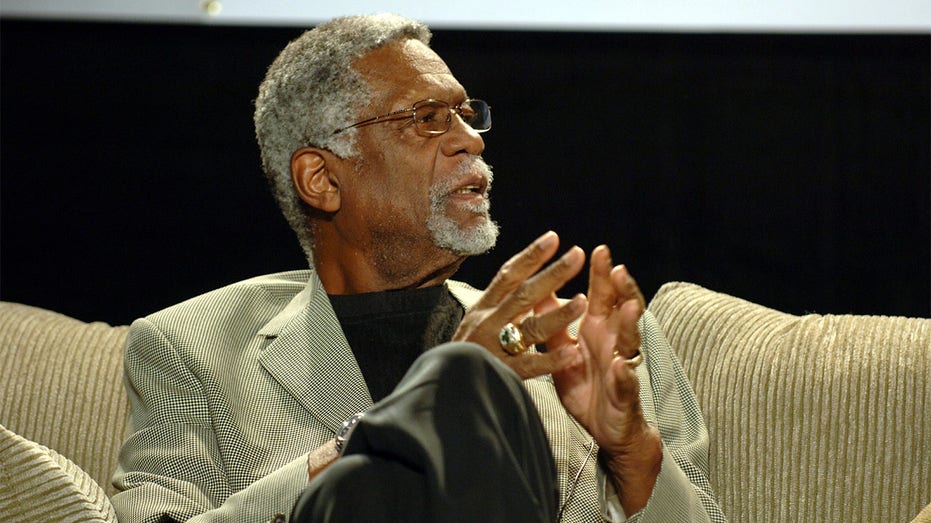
left=399, top=342, right=526, bottom=408
left=428, top=341, right=495, bottom=364
left=420, top=341, right=517, bottom=383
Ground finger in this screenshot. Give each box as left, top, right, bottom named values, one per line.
left=474, top=231, right=560, bottom=309
left=520, top=293, right=586, bottom=346
left=611, top=264, right=647, bottom=310
left=587, top=245, right=616, bottom=317
left=531, top=292, right=562, bottom=316
left=606, top=353, right=644, bottom=412
left=607, top=297, right=644, bottom=361
left=531, top=293, right=578, bottom=352
left=510, top=348, right=581, bottom=379
left=490, top=246, right=585, bottom=325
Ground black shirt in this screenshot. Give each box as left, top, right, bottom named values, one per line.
left=328, top=286, right=465, bottom=402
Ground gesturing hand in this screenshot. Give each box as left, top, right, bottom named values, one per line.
left=544, top=245, right=662, bottom=514
left=452, top=231, right=587, bottom=379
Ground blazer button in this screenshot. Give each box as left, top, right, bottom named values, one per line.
left=271, top=514, right=287, bottom=523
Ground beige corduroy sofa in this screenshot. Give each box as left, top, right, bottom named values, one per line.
left=1, top=282, right=929, bottom=522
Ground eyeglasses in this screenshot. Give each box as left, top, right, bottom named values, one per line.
left=332, top=98, right=491, bottom=136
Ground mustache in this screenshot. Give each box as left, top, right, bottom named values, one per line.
left=429, top=155, right=494, bottom=210
left=448, top=155, right=493, bottom=193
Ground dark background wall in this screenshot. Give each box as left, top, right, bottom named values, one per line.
left=2, top=19, right=928, bottom=325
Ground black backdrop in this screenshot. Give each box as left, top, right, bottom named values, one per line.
left=2, top=19, right=929, bottom=325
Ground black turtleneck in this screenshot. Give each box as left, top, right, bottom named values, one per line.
left=328, top=286, right=465, bottom=402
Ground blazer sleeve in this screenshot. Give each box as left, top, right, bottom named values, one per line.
left=618, top=311, right=726, bottom=523
left=111, top=318, right=310, bottom=523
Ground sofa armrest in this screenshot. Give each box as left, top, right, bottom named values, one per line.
left=0, top=424, right=117, bottom=521
left=649, top=282, right=931, bottom=522
left=0, top=301, right=130, bottom=496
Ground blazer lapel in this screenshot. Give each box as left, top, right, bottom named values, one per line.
left=257, top=272, right=373, bottom=433
left=256, top=277, right=483, bottom=435
left=447, top=279, right=483, bottom=310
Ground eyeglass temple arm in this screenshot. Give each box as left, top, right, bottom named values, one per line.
left=333, top=108, right=416, bottom=134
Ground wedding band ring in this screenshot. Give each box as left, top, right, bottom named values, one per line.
left=499, top=323, right=529, bottom=356
left=625, top=350, right=643, bottom=368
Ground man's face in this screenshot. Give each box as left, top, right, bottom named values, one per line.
left=336, top=39, right=498, bottom=276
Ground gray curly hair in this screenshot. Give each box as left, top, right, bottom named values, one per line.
left=254, top=14, right=432, bottom=263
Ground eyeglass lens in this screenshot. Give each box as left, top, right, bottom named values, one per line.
left=413, top=99, right=491, bottom=134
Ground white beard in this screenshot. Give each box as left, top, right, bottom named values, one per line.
left=426, top=156, right=499, bottom=256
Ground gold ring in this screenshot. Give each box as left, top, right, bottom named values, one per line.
left=625, top=351, right=643, bottom=368
left=498, top=323, right=529, bottom=356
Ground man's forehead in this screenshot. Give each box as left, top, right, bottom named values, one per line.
left=354, top=39, right=462, bottom=101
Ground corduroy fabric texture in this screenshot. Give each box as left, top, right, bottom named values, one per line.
left=648, top=282, right=931, bottom=523
left=0, top=424, right=116, bottom=522
left=0, top=301, right=130, bottom=496
left=914, top=503, right=931, bottom=523
left=2, top=285, right=928, bottom=522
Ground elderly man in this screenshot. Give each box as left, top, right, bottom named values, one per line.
left=112, top=14, right=724, bottom=523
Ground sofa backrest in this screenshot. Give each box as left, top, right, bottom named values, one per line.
left=2, top=287, right=929, bottom=521
left=649, top=282, right=931, bottom=522
left=0, top=302, right=130, bottom=496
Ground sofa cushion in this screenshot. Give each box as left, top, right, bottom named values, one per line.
left=0, top=302, right=130, bottom=495
left=0, top=424, right=117, bottom=522
left=649, top=282, right=930, bottom=523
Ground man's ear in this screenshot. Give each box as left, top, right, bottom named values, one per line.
left=291, top=147, right=341, bottom=213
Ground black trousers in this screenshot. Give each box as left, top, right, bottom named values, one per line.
left=292, top=342, right=559, bottom=522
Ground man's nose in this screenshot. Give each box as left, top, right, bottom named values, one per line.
left=440, top=114, right=485, bottom=157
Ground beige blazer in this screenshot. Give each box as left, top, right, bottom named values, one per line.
left=112, top=270, right=722, bottom=522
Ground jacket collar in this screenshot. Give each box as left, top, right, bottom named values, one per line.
left=255, top=270, right=481, bottom=434
left=256, top=270, right=371, bottom=433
